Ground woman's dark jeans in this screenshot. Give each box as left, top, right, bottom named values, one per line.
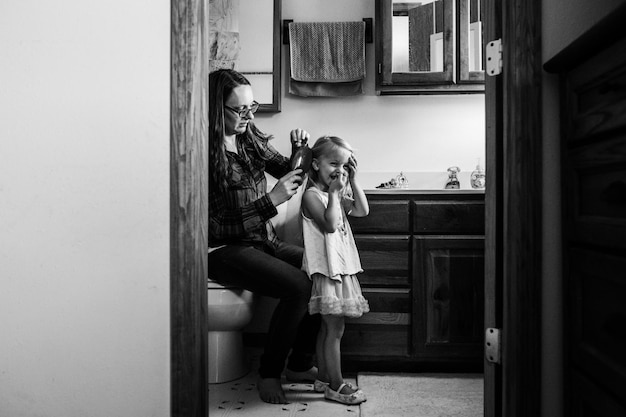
left=209, top=241, right=320, bottom=379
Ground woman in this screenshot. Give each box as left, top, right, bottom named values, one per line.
left=208, top=69, right=320, bottom=404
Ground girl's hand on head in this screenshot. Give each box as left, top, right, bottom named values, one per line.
left=348, top=154, right=358, bottom=180
left=268, top=169, right=303, bottom=206
left=290, top=128, right=310, bottom=147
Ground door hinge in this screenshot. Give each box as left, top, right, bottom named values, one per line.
left=378, top=62, right=382, bottom=74
left=485, top=328, right=501, bottom=364
left=485, top=39, right=502, bottom=76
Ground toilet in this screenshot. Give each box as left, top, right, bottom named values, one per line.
left=208, top=278, right=255, bottom=384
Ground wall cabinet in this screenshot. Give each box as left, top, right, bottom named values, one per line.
left=375, top=0, right=485, bottom=95
left=344, top=191, right=484, bottom=370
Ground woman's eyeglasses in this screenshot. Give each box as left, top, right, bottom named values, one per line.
left=224, top=101, right=260, bottom=118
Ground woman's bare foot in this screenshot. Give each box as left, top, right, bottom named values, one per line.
left=257, top=377, right=288, bottom=404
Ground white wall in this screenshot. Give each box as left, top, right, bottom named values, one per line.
left=541, top=1, right=623, bottom=416
left=0, top=1, right=170, bottom=416
left=248, top=0, right=485, bottom=334
left=255, top=0, right=485, bottom=177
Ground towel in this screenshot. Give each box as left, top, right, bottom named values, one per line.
left=288, top=21, right=366, bottom=97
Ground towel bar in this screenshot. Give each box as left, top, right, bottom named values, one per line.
left=282, top=18, right=373, bottom=45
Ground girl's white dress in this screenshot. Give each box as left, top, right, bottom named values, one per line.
left=301, top=187, right=370, bottom=318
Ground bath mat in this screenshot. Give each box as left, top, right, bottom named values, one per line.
left=358, top=372, right=483, bottom=417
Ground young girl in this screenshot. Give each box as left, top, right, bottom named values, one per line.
left=301, top=136, right=370, bottom=405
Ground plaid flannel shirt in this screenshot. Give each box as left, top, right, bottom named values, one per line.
left=209, top=138, right=291, bottom=249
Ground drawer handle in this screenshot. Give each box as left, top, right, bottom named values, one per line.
left=601, top=180, right=626, bottom=204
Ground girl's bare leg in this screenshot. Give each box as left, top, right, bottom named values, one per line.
left=322, top=314, right=358, bottom=394
left=316, top=319, right=329, bottom=383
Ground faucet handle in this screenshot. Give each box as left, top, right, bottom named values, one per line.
left=447, top=166, right=460, bottom=175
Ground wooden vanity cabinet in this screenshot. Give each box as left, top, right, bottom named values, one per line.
left=344, top=192, right=484, bottom=369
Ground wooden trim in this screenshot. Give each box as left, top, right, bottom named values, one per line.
left=483, top=2, right=503, bottom=414
left=258, top=0, right=281, bottom=113
left=170, top=1, right=209, bottom=416
left=377, top=0, right=393, bottom=85
left=501, top=0, right=543, bottom=416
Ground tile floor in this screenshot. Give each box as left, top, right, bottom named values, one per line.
left=209, top=347, right=484, bottom=417
left=209, top=349, right=360, bottom=417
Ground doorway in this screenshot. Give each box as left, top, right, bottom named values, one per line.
left=168, top=0, right=545, bottom=416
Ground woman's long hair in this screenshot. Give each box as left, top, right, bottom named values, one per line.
left=209, top=69, right=273, bottom=190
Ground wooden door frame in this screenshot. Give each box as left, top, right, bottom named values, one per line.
left=484, top=0, right=543, bottom=416
left=170, top=1, right=209, bottom=416
left=167, top=0, right=544, bottom=415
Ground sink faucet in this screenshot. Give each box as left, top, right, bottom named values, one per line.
left=445, top=166, right=460, bottom=189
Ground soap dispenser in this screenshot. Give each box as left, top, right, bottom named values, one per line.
left=445, top=166, right=461, bottom=189
left=470, top=159, right=486, bottom=189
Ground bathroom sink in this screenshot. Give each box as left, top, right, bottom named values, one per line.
left=365, top=188, right=484, bottom=194
left=360, top=171, right=484, bottom=193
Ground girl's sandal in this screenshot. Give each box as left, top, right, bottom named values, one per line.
left=313, top=379, right=330, bottom=393
left=324, top=382, right=367, bottom=405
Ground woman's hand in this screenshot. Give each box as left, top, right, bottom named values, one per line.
left=290, top=128, right=310, bottom=147
left=268, top=169, right=303, bottom=206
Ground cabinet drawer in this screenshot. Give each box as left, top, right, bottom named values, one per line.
left=412, top=201, right=484, bottom=234
left=350, top=200, right=409, bottom=233
left=355, top=235, right=410, bottom=286
left=343, top=288, right=411, bottom=356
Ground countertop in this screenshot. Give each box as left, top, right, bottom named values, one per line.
left=365, top=188, right=485, bottom=195
left=358, top=171, right=485, bottom=193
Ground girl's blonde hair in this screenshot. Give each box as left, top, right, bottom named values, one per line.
left=308, top=135, right=353, bottom=181
left=307, top=136, right=354, bottom=200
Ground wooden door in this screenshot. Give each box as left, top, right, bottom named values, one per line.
left=483, top=0, right=502, bottom=415
left=544, top=6, right=626, bottom=415
left=170, top=1, right=209, bottom=416
left=484, top=0, right=543, bottom=416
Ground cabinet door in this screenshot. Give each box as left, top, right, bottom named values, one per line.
left=413, top=236, right=484, bottom=361
left=375, top=0, right=485, bottom=94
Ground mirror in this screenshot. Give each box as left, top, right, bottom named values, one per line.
left=391, top=0, right=445, bottom=73
left=390, top=0, right=482, bottom=75
left=467, top=0, right=482, bottom=72
left=459, top=0, right=484, bottom=81
left=209, top=0, right=281, bottom=112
